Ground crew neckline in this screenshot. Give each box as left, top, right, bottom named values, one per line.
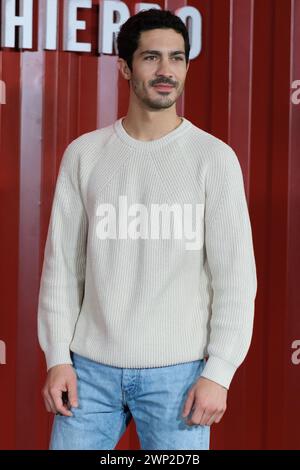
left=114, top=115, right=192, bottom=151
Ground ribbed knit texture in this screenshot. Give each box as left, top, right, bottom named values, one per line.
left=37, top=116, right=257, bottom=389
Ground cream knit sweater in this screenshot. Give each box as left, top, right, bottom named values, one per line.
left=37, top=116, right=257, bottom=389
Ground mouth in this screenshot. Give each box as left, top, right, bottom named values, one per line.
left=153, top=84, right=175, bottom=92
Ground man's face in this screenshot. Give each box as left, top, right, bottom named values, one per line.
left=126, top=28, right=189, bottom=110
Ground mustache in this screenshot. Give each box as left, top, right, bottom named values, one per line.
left=151, top=79, right=177, bottom=87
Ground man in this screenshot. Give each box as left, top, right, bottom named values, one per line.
left=38, top=9, right=257, bottom=450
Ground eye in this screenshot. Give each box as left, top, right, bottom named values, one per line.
left=144, top=55, right=184, bottom=61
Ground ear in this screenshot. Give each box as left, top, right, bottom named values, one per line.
left=117, top=58, right=131, bottom=81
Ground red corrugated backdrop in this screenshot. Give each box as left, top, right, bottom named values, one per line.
left=0, top=0, right=299, bottom=450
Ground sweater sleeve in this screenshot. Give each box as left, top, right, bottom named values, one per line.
left=37, top=142, right=88, bottom=371
left=200, top=144, right=257, bottom=389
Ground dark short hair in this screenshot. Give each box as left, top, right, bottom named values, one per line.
left=117, top=8, right=190, bottom=71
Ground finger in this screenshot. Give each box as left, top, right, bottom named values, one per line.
left=182, top=391, right=195, bottom=418
left=43, top=396, right=52, bottom=413
left=214, top=410, right=226, bottom=424
left=67, top=378, right=79, bottom=408
left=206, top=412, right=218, bottom=426
left=199, top=409, right=215, bottom=426
left=51, top=389, right=73, bottom=417
left=44, top=393, right=57, bottom=414
left=186, top=404, right=205, bottom=426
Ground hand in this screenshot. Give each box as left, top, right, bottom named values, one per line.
left=182, top=376, right=227, bottom=426
left=42, top=364, right=79, bottom=417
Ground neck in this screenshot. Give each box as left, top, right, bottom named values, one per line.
left=122, top=107, right=182, bottom=142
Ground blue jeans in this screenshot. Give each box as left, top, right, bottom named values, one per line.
left=49, top=351, right=210, bottom=450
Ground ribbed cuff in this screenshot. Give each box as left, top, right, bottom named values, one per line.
left=44, top=342, right=73, bottom=371
left=200, top=355, right=238, bottom=390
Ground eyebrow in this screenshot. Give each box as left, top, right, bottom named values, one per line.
left=139, top=50, right=185, bottom=57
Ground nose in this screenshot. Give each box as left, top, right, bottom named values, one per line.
left=155, top=58, right=174, bottom=78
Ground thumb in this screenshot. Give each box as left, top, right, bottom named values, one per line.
left=182, top=389, right=195, bottom=417
left=67, top=377, right=79, bottom=408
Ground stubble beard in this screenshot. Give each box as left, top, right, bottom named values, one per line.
left=131, top=79, right=184, bottom=110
